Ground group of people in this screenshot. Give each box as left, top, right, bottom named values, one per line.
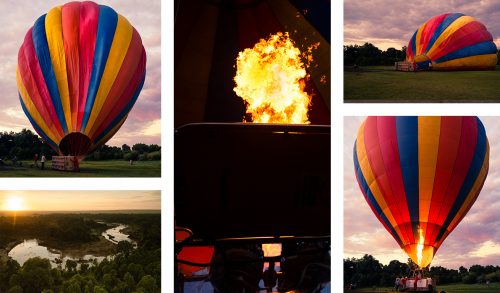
left=32, top=153, right=47, bottom=170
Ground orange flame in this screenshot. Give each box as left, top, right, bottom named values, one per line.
left=262, top=243, right=282, bottom=257
left=234, top=32, right=313, bottom=124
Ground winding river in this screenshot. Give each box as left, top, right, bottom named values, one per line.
left=8, top=223, right=133, bottom=268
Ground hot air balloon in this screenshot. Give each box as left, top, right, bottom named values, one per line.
left=407, top=13, right=497, bottom=70
left=353, top=116, right=489, bottom=268
left=17, top=1, right=146, bottom=157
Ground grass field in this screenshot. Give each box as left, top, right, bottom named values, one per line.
left=344, top=66, right=500, bottom=102
left=0, top=160, right=160, bottom=177
left=351, top=282, right=500, bottom=293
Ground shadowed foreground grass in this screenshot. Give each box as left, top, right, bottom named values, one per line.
left=351, top=282, right=500, bottom=293
left=0, top=160, right=160, bottom=177
left=344, top=66, right=500, bottom=102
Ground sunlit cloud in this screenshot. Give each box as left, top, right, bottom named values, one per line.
left=345, top=0, right=500, bottom=50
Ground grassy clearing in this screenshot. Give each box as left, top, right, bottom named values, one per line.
left=351, top=283, right=500, bottom=293
left=0, top=160, right=160, bottom=177
left=344, top=66, right=500, bottom=102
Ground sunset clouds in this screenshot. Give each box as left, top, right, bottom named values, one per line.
left=344, top=117, right=500, bottom=269
left=0, top=0, right=161, bottom=146
left=345, top=0, right=500, bottom=50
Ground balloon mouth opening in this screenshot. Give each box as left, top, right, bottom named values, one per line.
left=59, top=133, right=92, bottom=157
left=403, top=244, right=436, bottom=268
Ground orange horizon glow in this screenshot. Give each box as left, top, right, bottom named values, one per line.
left=0, top=191, right=160, bottom=212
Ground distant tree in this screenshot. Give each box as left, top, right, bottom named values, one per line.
left=18, top=257, right=54, bottom=292
left=122, top=144, right=131, bottom=152
left=117, top=240, right=134, bottom=257
left=6, top=285, right=23, bottom=293
left=137, top=275, right=158, bottom=292
left=124, top=272, right=136, bottom=290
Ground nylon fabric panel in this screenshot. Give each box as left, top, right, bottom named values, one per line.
left=435, top=118, right=486, bottom=243
left=377, top=117, right=415, bottom=245
left=432, top=54, right=497, bottom=69
left=430, top=21, right=492, bottom=60
left=426, top=13, right=464, bottom=54
left=418, top=116, right=440, bottom=244
left=429, top=117, right=477, bottom=244
left=81, top=5, right=118, bottom=132
left=92, top=115, right=127, bottom=152
left=355, top=122, right=406, bottom=244
left=364, top=117, right=413, bottom=246
left=354, top=140, right=404, bottom=246
left=45, top=6, right=73, bottom=132
left=92, top=74, right=145, bottom=144
left=17, top=70, right=61, bottom=144
left=409, top=31, right=417, bottom=61
left=415, top=23, right=426, bottom=56
left=426, top=15, right=475, bottom=57
left=419, top=14, right=449, bottom=55
left=88, top=29, right=143, bottom=138
left=19, top=95, right=59, bottom=152
left=20, top=29, right=64, bottom=137
left=83, top=14, right=133, bottom=135
left=395, top=117, right=419, bottom=241
left=425, top=117, right=462, bottom=247
left=439, top=141, right=489, bottom=247
left=77, top=1, right=99, bottom=130
left=32, top=15, right=68, bottom=133
left=17, top=47, right=64, bottom=140
left=91, top=48, right=146, bottom=142
left=62, top=2, right=81, bottom=131
left=435, top=41, right=497, bottom=64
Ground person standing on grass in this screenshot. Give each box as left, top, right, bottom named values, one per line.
left=41, top=154, right=46, bottom=170
left=33, top=153, right=39, bottom=168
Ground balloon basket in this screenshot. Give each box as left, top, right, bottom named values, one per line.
left=51, top=156, right=80, bottom=172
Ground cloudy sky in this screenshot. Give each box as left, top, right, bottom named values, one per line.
left=0, top=0, right=161, bottom=146
left=345, top=0, right=500, bottom=50
left=0, top=190, right=160, bottom=211
left=344, top=116, right=500, bottom=269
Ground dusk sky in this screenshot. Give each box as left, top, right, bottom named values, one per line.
left=0, top=0, right=161, bottom=146
left=345, top=0, right=500, bottom=50
left=344, top=116, right=500, bottom=269
left=0, top=190, right=160, bottom=211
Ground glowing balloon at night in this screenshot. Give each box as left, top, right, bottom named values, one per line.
left=407, top=13, right=497, bottom=70
left=354, top=116, right=489, bottom=268
left=17, top=1, right=146, bottom=156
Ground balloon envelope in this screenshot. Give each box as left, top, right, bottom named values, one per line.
left=406, top=13, right=497, bottom=70
left=354, top=116, right=489, bottom=267
left=17, top=1, right=146, bottom=156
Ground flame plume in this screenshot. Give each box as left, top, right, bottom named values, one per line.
left=234, top=32, right=312, bottom=124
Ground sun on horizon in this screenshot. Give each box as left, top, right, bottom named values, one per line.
left=3, top=195, right=26, bottom=211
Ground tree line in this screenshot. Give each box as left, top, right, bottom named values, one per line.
left=344, top=43, right=500, bottom=66
left=344, top=254, right=500, bottom=288
left=0, top=213, right=161, bottom=292
left=0, top=130, right=160, bottom=162
left=344, top=43, right=407, bottom=66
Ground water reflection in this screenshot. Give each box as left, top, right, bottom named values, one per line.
left=102, top=224, right=137, bottom=247
left=8, top=239, right=105, bottom=268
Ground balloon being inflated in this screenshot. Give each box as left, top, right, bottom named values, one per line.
left=17, top=1, right=146, bottom=156
left=354, top=116, right=489, bottom=268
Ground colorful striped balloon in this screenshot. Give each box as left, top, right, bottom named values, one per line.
left=406, top=13, right=497, bottom=70
left=354, top=117, right=489, bottom=268
left=17, top=1, right=146, bottom=156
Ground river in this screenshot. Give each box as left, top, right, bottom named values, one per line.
left=8, top=223, right=133, bottom=268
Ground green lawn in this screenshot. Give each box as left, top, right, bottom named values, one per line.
left=0, top=160, right=160, bottom=177
left=352, top=283, right=500, bottom=293
left=344, top=66, right=500, bottom=102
